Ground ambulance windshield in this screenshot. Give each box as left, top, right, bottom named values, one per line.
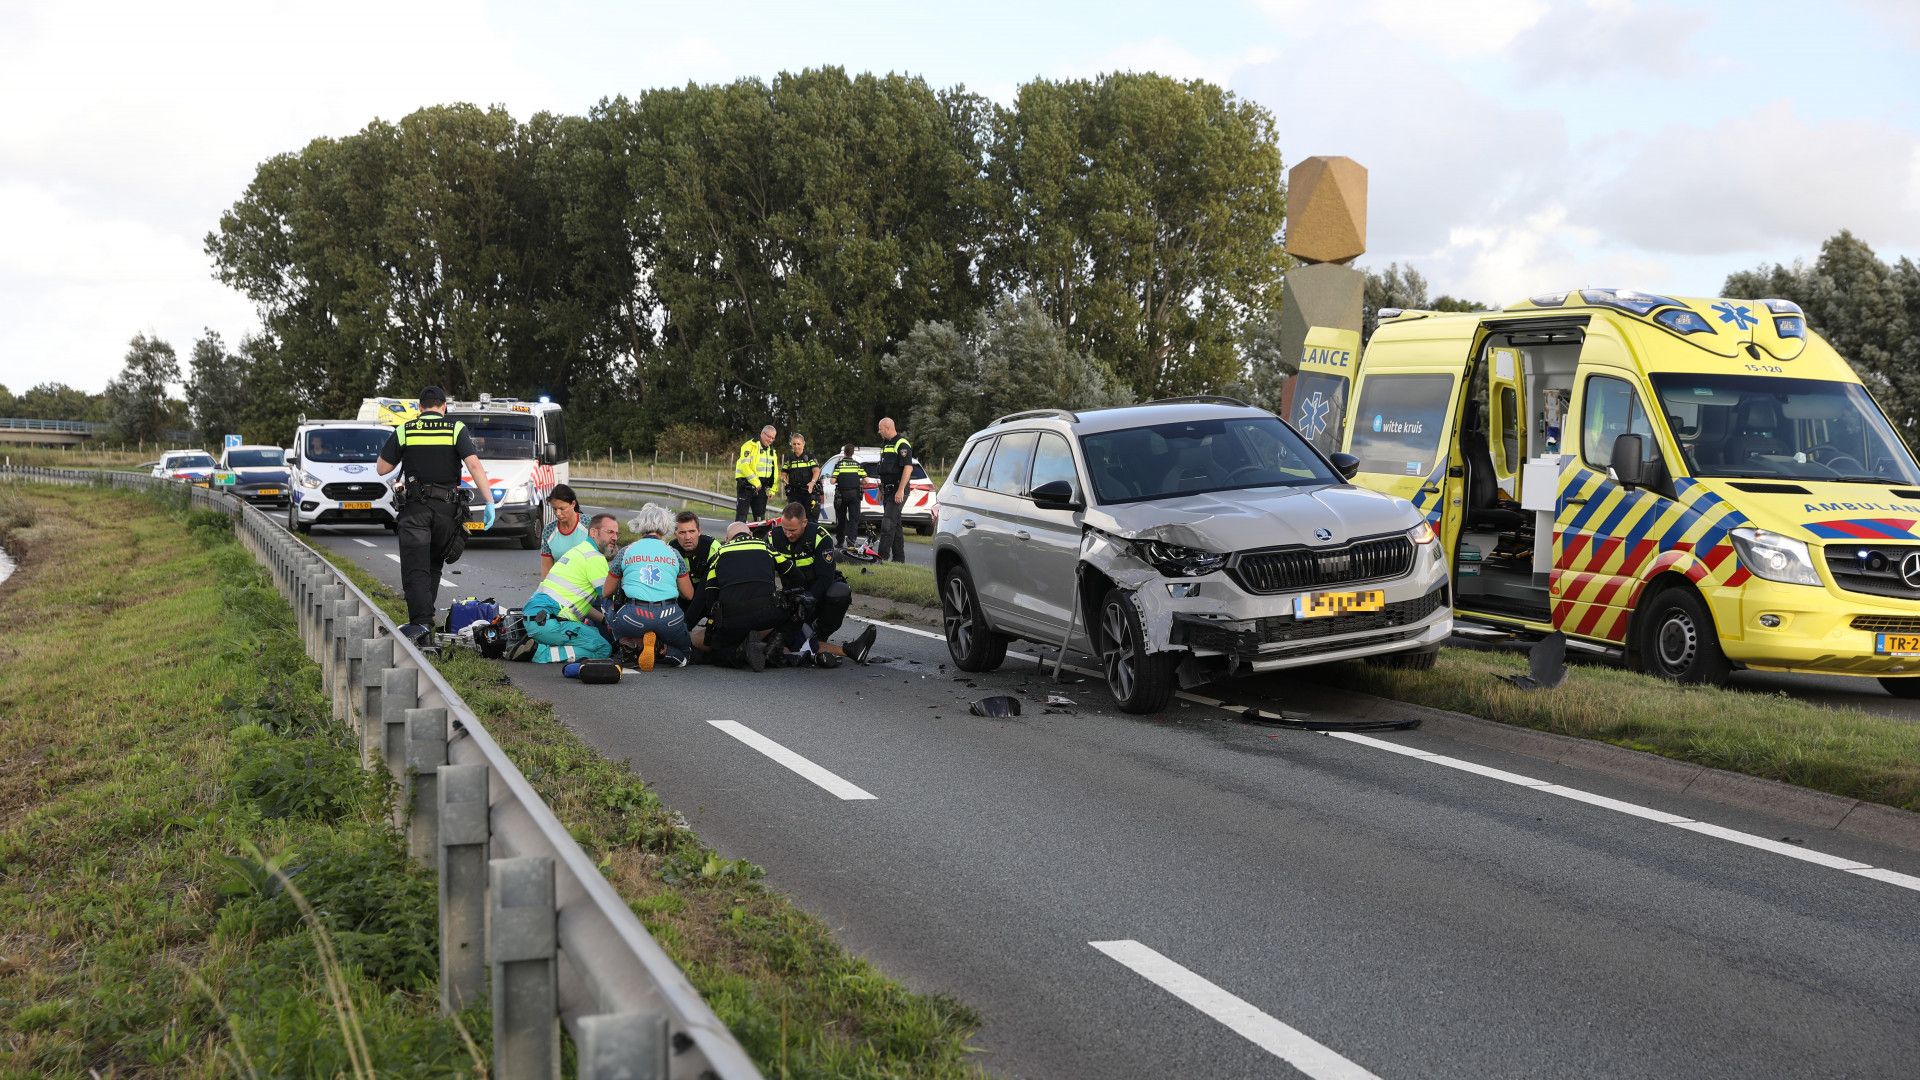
left=1649, top=374, right=1920, bottom=485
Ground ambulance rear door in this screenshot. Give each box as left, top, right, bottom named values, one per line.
left=1286, top=327, right=1362, bottom=458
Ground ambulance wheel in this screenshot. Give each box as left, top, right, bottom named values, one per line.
left=941, top=563, right=1007, bottom=673
left=519, top=512, right=541, bottom=550
left=915, top=523, right=933, bottom=536
left=1880, top=678, right=1920, bottom=699
left=1637, top=586, right=1730, bottom=686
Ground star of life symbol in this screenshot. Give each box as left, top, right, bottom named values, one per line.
left=1711, top=301, right=1757, bottom=330
left=1297, top=391, right=1332, bottom=439
left=637, top=565, right=664, bottom=586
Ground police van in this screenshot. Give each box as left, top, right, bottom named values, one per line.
left=1338, top=289, right=1920, bottom=696
left=357, top=395, right=570, bottom=549
left=287, top=419, right=399, bottom=533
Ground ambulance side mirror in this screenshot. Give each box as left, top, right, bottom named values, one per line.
left=1329, top=452, right=1361, bottom=481
left=539, top=442, right=559, bottom=464
left=1610, top=434, right=1648, bottom=489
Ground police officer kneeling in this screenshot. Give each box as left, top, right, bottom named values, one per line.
left=375, top=385, right=496, bottom=643
left=692, top=523, right=794, bottom=671
left=769, top=501, right=877, bottom=667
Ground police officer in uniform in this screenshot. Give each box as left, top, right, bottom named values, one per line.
left=782, top=434, right=821, bottom=524
left=734, top=424, right=778, bottom=522
left=691, top=522, right=793, bottom=671
left=375, top=386, right=496, bottom=643
left=768, top=501, right=877, bottom=666
left=830, top=445, right=867, bottom=550
left=875, top=416, right=913, bottom=563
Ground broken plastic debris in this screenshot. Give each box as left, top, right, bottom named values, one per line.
left=1045, top=694, right=1075, bottom=706
left=1240, top=707, right=1420, bottom=732
left=969, top=696, right=1022, bottom=718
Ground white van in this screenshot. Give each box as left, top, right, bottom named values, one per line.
left=285, top=420, right=398, bottom=533
left=442, top=396, right=570, bottom=549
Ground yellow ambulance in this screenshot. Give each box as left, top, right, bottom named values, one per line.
left=1341, top=288, right=1920, bottom=694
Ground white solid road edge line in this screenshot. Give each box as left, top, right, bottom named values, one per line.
left=850, top=614, right=1920, bottom=895
left=1090, top=940, right=1382, bottom=1080
left=708, top=719, right=877, bottom=801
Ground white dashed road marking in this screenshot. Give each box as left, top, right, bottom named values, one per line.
left=708, top=720, right=877, bottom=801
left=1091, top=940, right=1381, bottom=1080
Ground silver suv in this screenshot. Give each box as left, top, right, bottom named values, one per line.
left=934, top=397, right=1452, bottom=713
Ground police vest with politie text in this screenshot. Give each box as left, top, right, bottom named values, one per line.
left=783, top=454, right=818, bottom=499
left=768, top=522, right=841, bottom=592
left=394, top=414, right=470, bottom=493
left=735, top=439, right=778, bottom=489
left=832, top=457, right=866, bottom=497
left=707, top=533, right=794, bottom=611
left=878, top=434, right=912, bottom=490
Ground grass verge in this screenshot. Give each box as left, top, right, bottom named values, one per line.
left=845, top=561, right=939, bottom=611
left=1316, top=647, right=1920, bottom=812
left=0, top=483, right=484, bottom=1076
left=312, top=547, right=984, bottom=1077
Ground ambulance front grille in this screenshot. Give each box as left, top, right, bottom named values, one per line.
left=1824, top=544, right=1920, bottom=602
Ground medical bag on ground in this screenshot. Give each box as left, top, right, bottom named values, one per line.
left=563, top=659, right=623, bottom=684
left=446, top=597, right=500, bottom=634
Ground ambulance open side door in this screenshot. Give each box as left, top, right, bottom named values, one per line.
left=1340, top=320, right=1477, bottom=563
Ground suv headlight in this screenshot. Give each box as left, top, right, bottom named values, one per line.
left=1407, top=519, right=1443, bottom=559
left=1730, top=527, right=1821, bottom=586
left=1135, top=539, right=1228, bottom=577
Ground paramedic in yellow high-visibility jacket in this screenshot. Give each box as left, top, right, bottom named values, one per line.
left=734, top=424, right=779, bottom=522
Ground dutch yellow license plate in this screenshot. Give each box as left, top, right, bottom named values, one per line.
left=258, top=488, right=280, bottom=496
left=343, top=501, right=372, bottom=510
left=1294, top=589, right=1386, bottom=619
left=1875, top=633, right=1920, bottom=656
left=463, top=521, right=486, bottom=531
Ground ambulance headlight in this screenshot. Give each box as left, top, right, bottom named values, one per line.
left=1730, top=527, right=1821, bottom=587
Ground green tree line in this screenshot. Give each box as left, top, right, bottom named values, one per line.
left=199, top=67, right=1290, bottom=455
left=1723, top=229, right=1920, bottom=428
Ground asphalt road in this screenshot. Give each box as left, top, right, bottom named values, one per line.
left=313, top=524, right=1920, bottom=1079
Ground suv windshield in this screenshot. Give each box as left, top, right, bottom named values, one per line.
left=303, top=428, right=388, bottom=463
left=226, top=449, right=283, bottom=468
left=448, top=413, right=538, bottom=459
left=1650, top=374, right=1920, bottom=484
left=167, top=453, right=215, bottom=469
left=1079, top=415, right=1334, bottom=504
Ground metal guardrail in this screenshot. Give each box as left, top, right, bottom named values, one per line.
left=569, top=476, right=734, bottom=511
left=0, top=465, right=763, bottom=1080
left=0, top=416, right=101, bottom=433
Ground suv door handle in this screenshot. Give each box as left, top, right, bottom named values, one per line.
left=962, top=518, right=977, bottom=529
left=1016, top=530, right=1031, bottom=541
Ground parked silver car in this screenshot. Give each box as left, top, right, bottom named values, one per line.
left=934, top=397, right=1451, bottom=712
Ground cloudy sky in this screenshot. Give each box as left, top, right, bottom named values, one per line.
left=3, top=0, right=1917, bottom=395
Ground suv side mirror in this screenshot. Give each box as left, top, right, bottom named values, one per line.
left=1329, top=452, right=1361, bottom=481
left=1030, top=479, right=1083, bottom=510
left=1610, top=433, right=1647, bottom=488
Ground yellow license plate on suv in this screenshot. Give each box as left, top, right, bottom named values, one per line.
left=1875, top=633, right=1920, bottom=656
left=1294, top=589, right=1386, bottom=619
left=342, top=501, right=372, bottom=510
left=463, top=521, right=486, bottom=531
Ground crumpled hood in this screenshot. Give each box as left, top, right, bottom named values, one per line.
left=1085, top=484, right=1418, bottom=552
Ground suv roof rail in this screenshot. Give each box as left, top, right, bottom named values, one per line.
left=1142, top=395, right=1252, bottom=408
left=990, top=408, right=1080, bottom=426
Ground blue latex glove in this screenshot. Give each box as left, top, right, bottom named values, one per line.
left=482, top=499, right=498, bottom=531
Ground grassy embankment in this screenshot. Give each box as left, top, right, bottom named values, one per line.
left=0, top=481, right=980, bottom=1077
left=0, top=483, right=484, bottom=1075
left=313, top=547, right=984, bottom=1077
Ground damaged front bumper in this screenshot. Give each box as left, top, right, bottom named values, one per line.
left=1170, top=584, right=1452, bottom=672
